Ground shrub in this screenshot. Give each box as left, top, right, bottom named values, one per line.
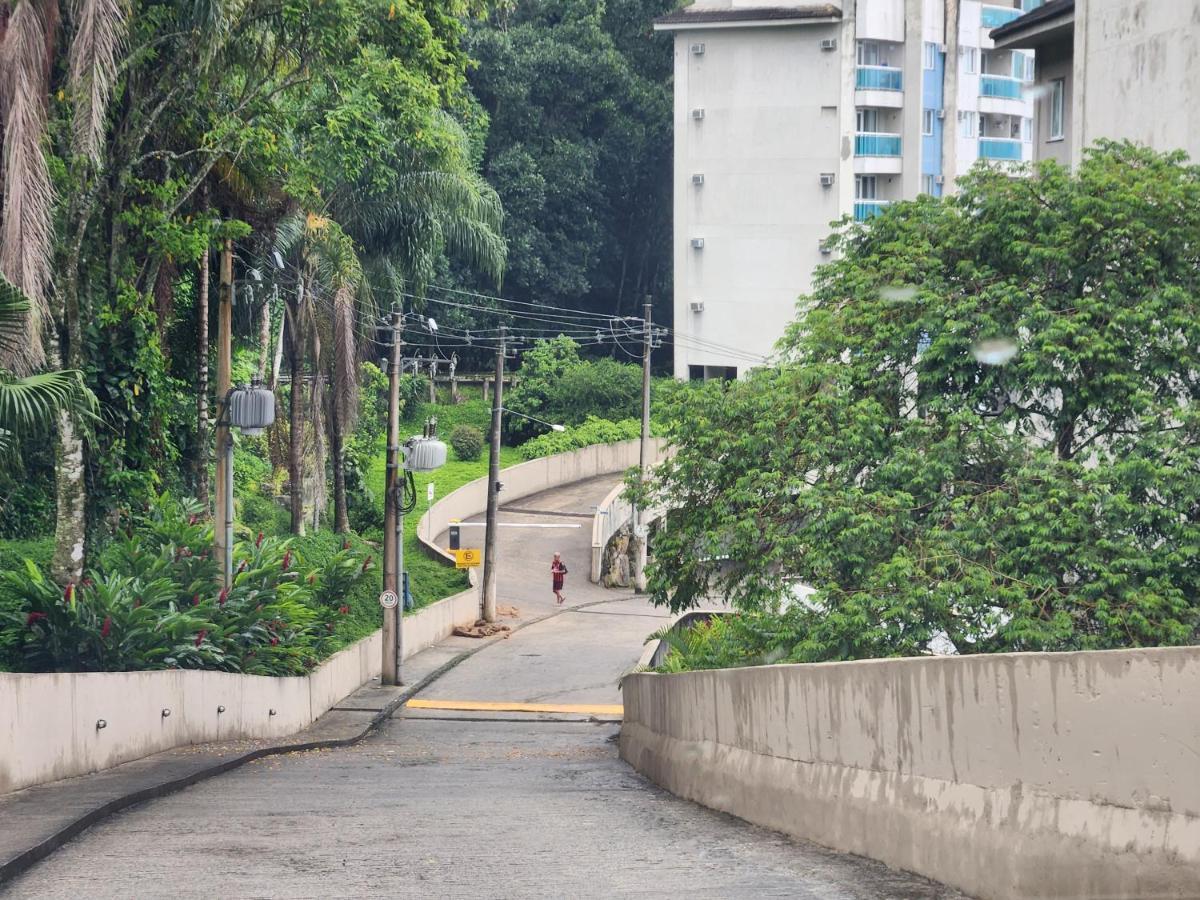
left=0, top=495, right=375, bottom=675
left=518, top=416, right=647, bottom=460
left=449, top=424, right=484, bottom=461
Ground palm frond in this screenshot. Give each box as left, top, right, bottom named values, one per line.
left=0, top=0, right=56, bottom=372
left=0, top=273, right=33, bottom=358
left=68, top=0, right=126, bottom=162
left=0, top=369, right=95, bottom=456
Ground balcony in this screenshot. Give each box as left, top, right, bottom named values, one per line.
left=856, top=66, right=902, bottom=91
left=854, top=201, right=890, bottom=222
left=855, top=133, right=902, bottom=156
left=980, top=5, right=1023, bottom=28
left=980, top=74, right=1024, bottom=100
left=979, top=137, right=1022, bottom=161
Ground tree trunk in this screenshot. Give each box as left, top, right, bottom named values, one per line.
left=330, top=364, right=349, bottom=533
left=196, top=246, right=210, bottom=507
left=288, top=286, right=306, bottom=536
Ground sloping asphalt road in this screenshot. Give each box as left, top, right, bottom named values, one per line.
left=1, top=476, right=961, bottom=899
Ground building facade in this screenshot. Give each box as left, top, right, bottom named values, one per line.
left=657, top=0, right=1040, bottom=380
left=992, top=0, right=1200, bottom=168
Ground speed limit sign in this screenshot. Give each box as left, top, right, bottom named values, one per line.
left=379, top=590, right=399, bottom=610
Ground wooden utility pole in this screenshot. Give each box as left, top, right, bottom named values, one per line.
left=214, top=240, right=233, bottom=586
left=633, top=297, right=652, bottom=591
left=382, top=310, right=404, bottom=686
left=480, top=326, right=506, bottom=623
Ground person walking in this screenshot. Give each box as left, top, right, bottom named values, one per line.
left=551, top=552, right=568, bottom=605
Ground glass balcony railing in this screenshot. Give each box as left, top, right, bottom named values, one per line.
left=855, top=133, right=902, bottom=157
left=980, top=74, right=1024, bottom=100
left=854, top=201, right=890, bottom=222
left=981, top=5, right=1023, bottom=28
left=856, top=66, right=903, bottom=91
left=979, top=137, right=1022, bottom=160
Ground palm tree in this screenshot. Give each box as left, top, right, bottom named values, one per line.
left=0, top=276, right=94, bottom=462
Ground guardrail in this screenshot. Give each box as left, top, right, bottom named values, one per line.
left=980, top=74, right=1024, bottom=100
left=589, top=441, right=670, bottom=583
left=855, top=65, right=902, bottom=91
left=979, top=136, right=1023, bottom=160
left=855, top=132, right=902, bottom=157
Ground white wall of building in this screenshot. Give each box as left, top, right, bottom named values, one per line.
left=668, top=23, right=843, bottom=377
left=1074, top=0, right=1200, bottom=166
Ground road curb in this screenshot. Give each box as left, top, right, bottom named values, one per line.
left=0, top=591, right=642, bottom=886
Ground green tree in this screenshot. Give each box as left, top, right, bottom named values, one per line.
left=464, top=0, right=674, bottom=319
left=639, top=144, right=1200, bottom=661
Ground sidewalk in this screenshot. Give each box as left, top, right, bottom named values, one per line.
left=0, top=629, right=503, bottom=885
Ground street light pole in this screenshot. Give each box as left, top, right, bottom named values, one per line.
left=214, top=240, right=234, bottom=588
left=480, top=325, right=506, bottom=623
left=634, top=296, right=652, bottom=592
left=382, top=310, right=403, bottom=686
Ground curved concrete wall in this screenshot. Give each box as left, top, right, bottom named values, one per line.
left=417, top=439, right=667, bottom=569
left=620, top=646, right=1200, bottom=900
left=0, top=587, right=478, bottom=796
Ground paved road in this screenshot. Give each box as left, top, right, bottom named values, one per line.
left=1, top=478, right=962, bottom=899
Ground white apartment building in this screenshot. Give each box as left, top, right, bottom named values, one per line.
left=655, top=0, right=1040, bottom=380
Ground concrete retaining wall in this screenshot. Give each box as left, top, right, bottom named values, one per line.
left=0, top=586, right=478, bottom=796
left=417, top=439, right=667, bottom=568
left=620, top=647, right=1200, bottom=900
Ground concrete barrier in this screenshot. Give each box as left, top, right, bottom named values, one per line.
left=0, top=586, right=478, bottom=796
left=620, top=646, right=1200, bottom=900
left=588, top=439, right=669, bottom=583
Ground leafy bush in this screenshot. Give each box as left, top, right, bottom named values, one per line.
left=449, top=424, right=484, bottom=461
left=0, top=495, right=375, bottom=675
left=518, top=416, right=647, bottom=460
left=504, top=337, right=643, bottom=442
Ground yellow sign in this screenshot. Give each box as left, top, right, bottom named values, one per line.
left=454, top=548, right=482, bottom=568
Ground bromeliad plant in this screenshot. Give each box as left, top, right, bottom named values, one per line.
left=2, top=495, right=375, bottom=675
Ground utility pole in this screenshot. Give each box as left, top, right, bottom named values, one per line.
left=214, top=239, right=233, bottom=587
left=382, top=310, right=404, bottom=686
left=480, top=326, right=506, bottom=623
left=634, top=297, right=652, bottom=592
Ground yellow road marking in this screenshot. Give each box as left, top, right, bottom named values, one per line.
left=406, top=699, right=623, bottom=716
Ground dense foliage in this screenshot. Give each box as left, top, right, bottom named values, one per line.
left=464, top=0, right=674, bottom=321
left=519, top=415, right=644, bottom=460
left=639, top=144, right=1200, bottom=663
left=504, top=336, right=644, bottom=441
left=1, top=497, right=372, bottom=674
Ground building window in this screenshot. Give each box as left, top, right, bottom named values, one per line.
left=1022, top=117, right=1033, bottom=142
left=923, top=42, right=938, bottom=70
left=1049, top=78, right=1065, bottom=140
left=688, top=365, right=704, bottom=382
left=921, top=174, right=936, bottom=196
left=855, top=175, right=877, bottom=200
left=856, top=108, right=880, bottom=132
left=961, top=47, right=977, bottom=74
left=958, top=110, right=976, bottom=137
left=922, top=109, right=936, bottom=136
left=857, top=40, right=884, bottom=67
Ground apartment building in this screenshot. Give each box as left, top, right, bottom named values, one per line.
left=992, top=0, right=1200, bottom=167
left=656, top=0, right=1040, bottom=380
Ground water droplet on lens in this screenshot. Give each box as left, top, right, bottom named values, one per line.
left=972, top=338, right=1019, bottom=366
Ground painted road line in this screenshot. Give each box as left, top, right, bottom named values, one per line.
left=406, top=699, right=623, bottom=716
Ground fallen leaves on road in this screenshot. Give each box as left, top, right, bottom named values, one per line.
left=496, top=605, right=520, bottom=618
left=453, top=619, right=513, bottom=638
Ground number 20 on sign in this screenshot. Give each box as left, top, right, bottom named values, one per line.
left=454, top=548, right=481, bottom=569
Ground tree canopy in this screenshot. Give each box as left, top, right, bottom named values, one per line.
left=638, top=143, right=1200, bottom=661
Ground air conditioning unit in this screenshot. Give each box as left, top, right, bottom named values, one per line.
left=689, top=300, right=705, bottom=313
left=935, top=175, right=946, bottom=185
left=691, top=108, right=705, bottom=120
left=691, top=237, right=705, bottom=249
left=692, top=173, right=705, bottom=186
left=820, top=38, right=837, bottom=51
left=818, top=239, right=833, bottom=255
left=819, top=172, right=836, bottom=187
left=937, top=109, right=946, bottom=120
left=691, top=42, right=705, bottom=55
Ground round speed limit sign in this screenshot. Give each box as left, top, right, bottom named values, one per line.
left=379, top=590, right=399, bottom=610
